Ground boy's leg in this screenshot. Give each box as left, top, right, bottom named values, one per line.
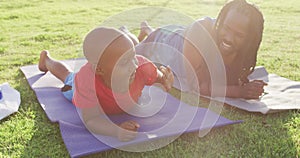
left=38, top=50, right=72, bottom=83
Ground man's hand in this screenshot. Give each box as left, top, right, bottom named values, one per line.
left=240, top=80, right=267, bottom=99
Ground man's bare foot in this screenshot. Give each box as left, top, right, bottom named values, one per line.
left=38, top=50, right=49, bottom=73
left=138, top=21, right=154, bottom=42
left=119, top=26, right=139, bottom=46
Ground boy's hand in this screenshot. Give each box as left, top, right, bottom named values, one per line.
left=117, top=120, right=140, bottom=142
left=240, top=80, right=267, bottom=99
left=159, top=66, right=174, bottom=92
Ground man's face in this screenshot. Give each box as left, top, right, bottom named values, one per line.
left=217, top=9, right=250, bottom=62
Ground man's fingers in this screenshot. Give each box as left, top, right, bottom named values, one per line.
left=253, top=80, right=268, bottom=86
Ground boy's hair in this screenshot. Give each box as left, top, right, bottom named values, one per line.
left=83, top=27, right=124, bottom=66
left=214, top=0, right=264, bottom=85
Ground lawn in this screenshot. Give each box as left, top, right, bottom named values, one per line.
left=0, top=0, right=299, bottom=157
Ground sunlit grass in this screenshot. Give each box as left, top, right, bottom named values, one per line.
left=0, top=0, right=299, bottom=157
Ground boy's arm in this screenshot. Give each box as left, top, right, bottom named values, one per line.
left=80, top=106, right=139, bottom=141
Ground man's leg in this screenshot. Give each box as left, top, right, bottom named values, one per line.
left=137, top=21, right=154, bottom=42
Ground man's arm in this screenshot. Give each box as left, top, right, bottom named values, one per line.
left=226, top=80, right=267, bottom=99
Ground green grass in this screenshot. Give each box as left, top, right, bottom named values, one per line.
left=0, top=0, right=299, bottom=157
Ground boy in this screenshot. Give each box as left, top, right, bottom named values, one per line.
left=38, top=27, right=174, bottom=141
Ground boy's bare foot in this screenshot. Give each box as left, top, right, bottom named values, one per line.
left=138, top=21, right=154, bottom=42
left=38, top=50, right=49, bottom=73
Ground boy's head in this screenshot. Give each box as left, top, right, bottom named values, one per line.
left=83, top=27, right=123, bottom=66
left=83, top=27, right=138, bottom=91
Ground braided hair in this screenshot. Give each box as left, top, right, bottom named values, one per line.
left=214, top=0, right=264, bottom=85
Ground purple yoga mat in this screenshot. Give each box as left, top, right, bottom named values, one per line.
left=20, top=60, right=242, bottom=158
left=60, top=93, right=242, bottom=157
left=20, top=60, right=84, bottom=125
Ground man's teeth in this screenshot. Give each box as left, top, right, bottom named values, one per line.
left=222, top=41, right=231, bottom=48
